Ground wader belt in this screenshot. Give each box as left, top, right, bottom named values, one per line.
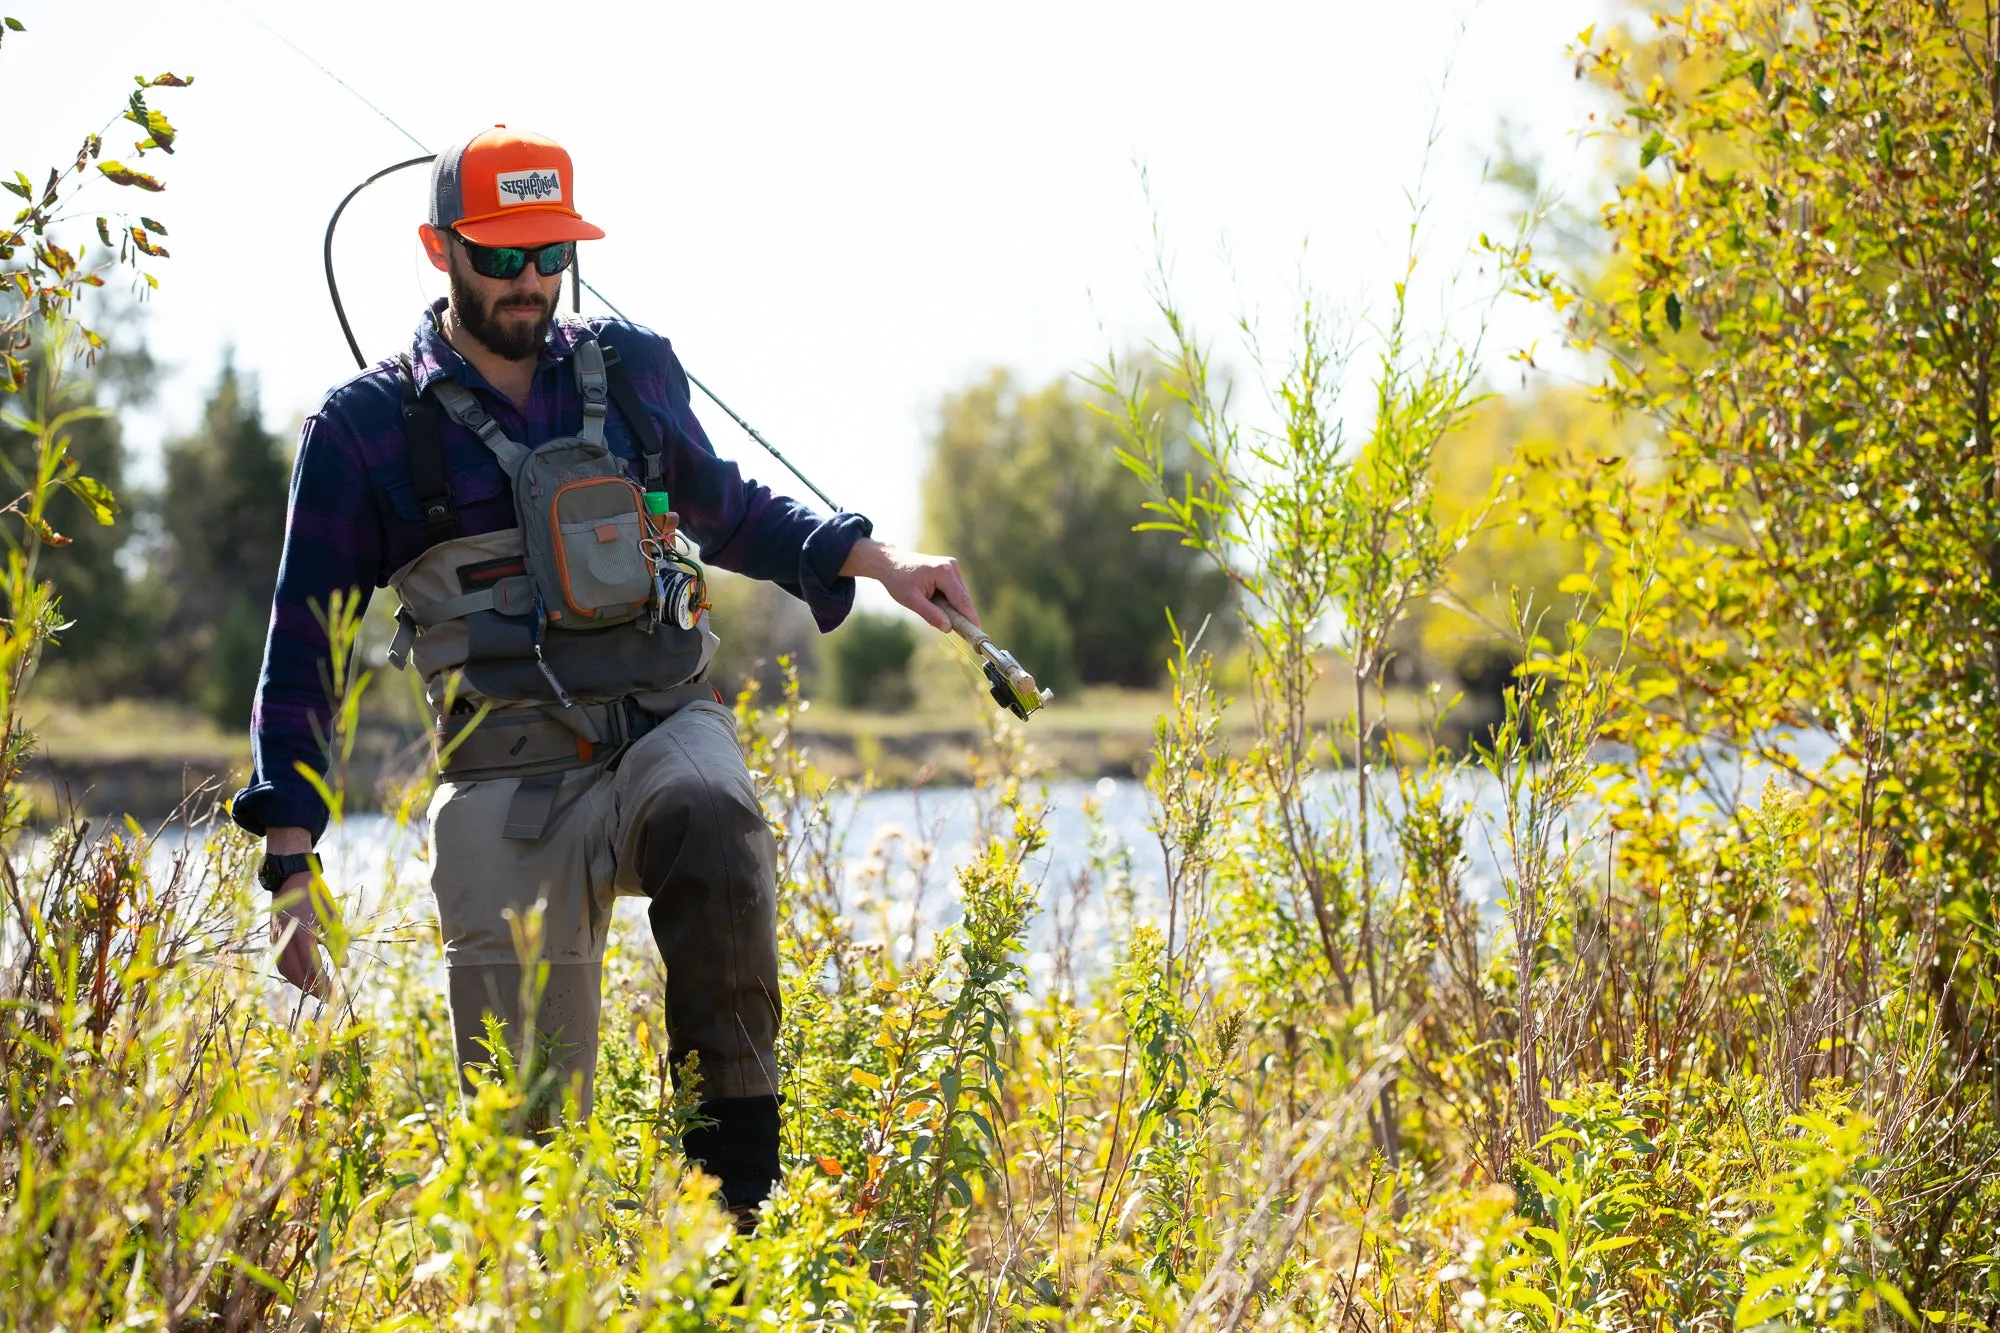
left=438, top=681, right=723, bottom=839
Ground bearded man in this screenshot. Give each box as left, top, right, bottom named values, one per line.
left=231, top=126, right=976, bottom=1225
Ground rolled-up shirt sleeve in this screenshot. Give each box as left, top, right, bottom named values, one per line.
left=230, top=411, right=383, bottom=842
left=649, top=340, right=871, bottom=631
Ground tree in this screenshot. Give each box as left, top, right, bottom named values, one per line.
left=2, top=18, right=188, bottom=393
left=702, top=568, right=822, bottom=699
left=825, top=610, right=916, bottom=712
left=920, top=369, right=1228, bottom=693
left=1507, top=3, right=2000, bottom=1308
left=156, top=357, right=288, bottom=727
left=0, top=330, right=153, bottom=700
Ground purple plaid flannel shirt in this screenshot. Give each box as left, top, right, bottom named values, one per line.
left=230, top=300, right=871, bottom=841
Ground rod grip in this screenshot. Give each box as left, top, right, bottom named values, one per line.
left=929, top=591, right=985, bottom=646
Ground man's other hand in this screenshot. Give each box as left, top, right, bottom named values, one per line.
left=840, top=538, right=979, bottom=632
left=267, top=826, right=330, bottom=1000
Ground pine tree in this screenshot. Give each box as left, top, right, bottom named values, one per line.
left=156, top=355, right=289, bottom=728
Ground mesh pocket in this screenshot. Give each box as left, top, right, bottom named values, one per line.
left=548, top=477, right=652, bottom=619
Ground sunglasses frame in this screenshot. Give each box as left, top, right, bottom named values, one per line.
left=454, top=234, right=576, bottom=281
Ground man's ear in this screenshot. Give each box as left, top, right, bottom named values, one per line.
left=418, top=224, right=451, bottom=274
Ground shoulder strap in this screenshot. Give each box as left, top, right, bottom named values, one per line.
left=599, top=345, right=665, bottom=490
left=430, top=377, right=531, bottom=477
left=572, top=338, right=610, bottom=448
left=397, top=356, right=460, bottom=541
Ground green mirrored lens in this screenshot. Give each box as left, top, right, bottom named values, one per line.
left=535, top=242, right=575, bottom=276
left=483, top=246, right=528, bottom=279
left=460, top=240, right=528, bottom=279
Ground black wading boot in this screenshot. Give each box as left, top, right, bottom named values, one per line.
left=684, top=1094, right=780, bottom=1233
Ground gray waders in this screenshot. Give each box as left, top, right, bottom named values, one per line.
left=389, top=339, right=781, bottom=1207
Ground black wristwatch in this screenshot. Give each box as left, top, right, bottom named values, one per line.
left=258, top=851, right=322, bottom=894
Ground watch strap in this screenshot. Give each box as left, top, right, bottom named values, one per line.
left=260, top=851, right=321, bottom=894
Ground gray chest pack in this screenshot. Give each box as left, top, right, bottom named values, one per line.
left=385, top=338, right=719, bottom=837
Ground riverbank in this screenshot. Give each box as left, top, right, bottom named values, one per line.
left=21, top=672, right=1484, bottom=825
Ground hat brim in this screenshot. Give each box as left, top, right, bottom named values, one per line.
left=455, top=207, right=607, bottom=246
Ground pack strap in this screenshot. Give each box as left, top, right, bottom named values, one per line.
left=386, top=607, right=418, bottom=671
left=430, top=378, right=531, bottom=477
left=572, top=338, right=610, bottom=448
left=405, top=575, right=534, bottom=629
left=504, top=774, right=565, bottom=840
left=397, top=357, right=460, bottom=541
left=600, top=345, right=665, bottom=490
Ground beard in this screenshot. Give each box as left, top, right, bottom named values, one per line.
left=447, top=260, right=558, bottom=361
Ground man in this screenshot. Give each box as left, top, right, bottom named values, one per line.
left=231, top=126, right=976, bottom=1222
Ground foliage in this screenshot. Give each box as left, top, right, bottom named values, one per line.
left=4, top=3, right=2000, bottom=1329
left=0, top=327, right=152, bottom=699
left=703, top=567, right=823, bottom=699
left=920, top=368, right=1229, bottom=693
left=152, top=355, right=291, bottom=727
left=1, top=19, right=188, bottom=391
left=825, top=607, right=918, bottom=712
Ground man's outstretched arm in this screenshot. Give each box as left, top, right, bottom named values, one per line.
left=840, top=537, right=979, bottom=630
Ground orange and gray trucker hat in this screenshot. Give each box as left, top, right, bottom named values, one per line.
left=429, top=126, right=607, bottom=246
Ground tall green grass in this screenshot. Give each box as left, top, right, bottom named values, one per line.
left=3, top=255, right=1995, bottom=1331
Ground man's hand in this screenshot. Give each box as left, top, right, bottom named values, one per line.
left=267, top=826, right=330, bottom=1000
left=841, top=538, right=979, bottom=632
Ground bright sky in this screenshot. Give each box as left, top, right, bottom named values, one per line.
left=10, top=0, right=1611, bottom=551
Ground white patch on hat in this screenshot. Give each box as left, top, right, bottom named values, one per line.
left=495, top=168, right=563, bottom=206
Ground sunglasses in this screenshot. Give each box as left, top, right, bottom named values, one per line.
left=455, top=235, right=576, bottom=280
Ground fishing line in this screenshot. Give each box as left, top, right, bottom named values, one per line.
left=240, top=4, right=846, bottom=513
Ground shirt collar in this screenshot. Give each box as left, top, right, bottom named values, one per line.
left=407, top=298, right=591, bottom=397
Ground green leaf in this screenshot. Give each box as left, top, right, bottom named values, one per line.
left=97, top=161, right=164, bottom=191
left=123, top=103, right=177, bottom=153
left=62, top=473, right=119, bottom=526
left=1, top=173, right=26, bottom=201
left=1639, top=130, right=1668, bottom=169
left=1874, top=1282, right=1916, bottom=1325
left=3, top=17, right=22, bottom=30
left=1665, top=291, right=1682, bottom=333
left=139, top=215, right=166, bottom=235
left=1746, top=56, right=1765, bottom=91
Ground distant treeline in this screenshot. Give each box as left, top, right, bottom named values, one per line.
left=2, top=337, right=287, bottom=727
left=16, top=339, right=1245, bottom=724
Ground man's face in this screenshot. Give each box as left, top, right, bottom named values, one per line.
left=443, top=234, right=564, bottom=361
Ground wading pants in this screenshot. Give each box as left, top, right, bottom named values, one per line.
left=426, top=696, right=782, bottom=1204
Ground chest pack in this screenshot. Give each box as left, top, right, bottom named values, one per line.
left=384, top=338, right=717, bottom=834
